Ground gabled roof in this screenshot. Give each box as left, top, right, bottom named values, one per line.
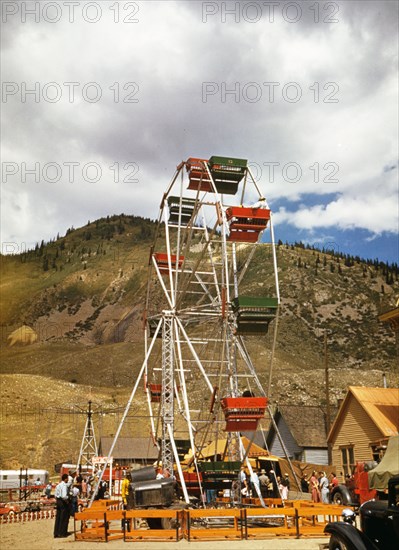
left=99, top=437, right=159, bottom=460
left=199, top=436, right=276, bottom=459
left=270, top=405, right=337, bottom=448
left=328, top=386, right=399, bottom=442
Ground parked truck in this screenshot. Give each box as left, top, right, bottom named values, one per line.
left=331, top=436, right=399, bottom=506
left=331, top=461, right=378, bottom=506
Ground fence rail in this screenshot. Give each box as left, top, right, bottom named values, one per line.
left=0, top=499, right=347, bottom=538
left=72, top=501, right=348, bottom=542
left=0, top=509, right=55, bottom=523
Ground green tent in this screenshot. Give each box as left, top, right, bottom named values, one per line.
left=368, top=435, right=399, bottom=490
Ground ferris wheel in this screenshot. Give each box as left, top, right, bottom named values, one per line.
left=138, top=156, right=280, bottom=502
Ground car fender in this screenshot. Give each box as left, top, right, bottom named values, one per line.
left=331, top=484, right=356, bottom=505
left=324, top=522, right=380, bottom=550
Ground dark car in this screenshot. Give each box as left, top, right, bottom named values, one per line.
left=325, top=475, right=399, bottom=550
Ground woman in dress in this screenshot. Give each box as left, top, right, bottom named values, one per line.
left=310, top=470, right=320, bottom=503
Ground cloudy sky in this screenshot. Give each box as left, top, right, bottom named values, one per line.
left=1, top=0, right=398, bottom=262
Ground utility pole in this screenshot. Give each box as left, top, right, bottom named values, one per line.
left=324, top=330, right=332, bottom=464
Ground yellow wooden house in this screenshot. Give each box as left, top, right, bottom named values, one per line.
left=327, top=386, right=399, bottom=476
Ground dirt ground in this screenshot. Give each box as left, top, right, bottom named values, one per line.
left=0, top=518, right=329, bottom=550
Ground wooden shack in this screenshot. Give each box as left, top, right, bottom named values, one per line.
left=327, top=386, right=399, bottom=476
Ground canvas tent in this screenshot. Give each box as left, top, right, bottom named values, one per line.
left=368, top=435, right=399, bottom=490
left=198, top=436, right=279, bottom=461
left=277, top=458, right=337, bottom=492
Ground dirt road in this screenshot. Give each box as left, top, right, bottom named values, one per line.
left=1, top=518, right=328, bottom=550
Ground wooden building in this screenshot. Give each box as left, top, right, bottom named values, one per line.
left=327, top=386, right=399, bottom=476
left=266, top=405, right=337, bottom=465
left=98, top=437, right=159, bottom=469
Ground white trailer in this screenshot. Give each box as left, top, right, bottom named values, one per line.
left=0, top=469, right=49, bottom=490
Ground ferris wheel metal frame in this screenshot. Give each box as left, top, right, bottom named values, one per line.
left=95, top=156, right=281, bottom=506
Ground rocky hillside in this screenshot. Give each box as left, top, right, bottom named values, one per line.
left=1, top=215, right=398, bottom=380
left=0, top=215, right=398, bottom=470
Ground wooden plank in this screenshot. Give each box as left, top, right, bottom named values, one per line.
left=188, top=530, right=243, bottom=540
left=187, top=508, right=242, bottom=518
left=184, top=508, right=245, bottom=541
left=124, top=509, right=183, bottom=542
left=75, top=510, right=107, bottom=520
left=124, top=529, right=176, bottom=541
left=244, top=507, right=297, bottom=540
left=125, top=509, right=183, bottom=518
left=245, top=508, right=296, bottom=517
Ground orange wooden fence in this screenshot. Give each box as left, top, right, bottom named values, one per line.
left=72, top=501, right=349, bottom=542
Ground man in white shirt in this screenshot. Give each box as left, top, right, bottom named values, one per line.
left=54, top=474, right=70, bottom=538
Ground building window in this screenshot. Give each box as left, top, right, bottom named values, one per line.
left=370, top=441, right=388, bottom=462
left=341, top=446, right=355, bottom=476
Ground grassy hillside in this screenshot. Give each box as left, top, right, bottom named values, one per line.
left=0, top=216, right=398, bottom=471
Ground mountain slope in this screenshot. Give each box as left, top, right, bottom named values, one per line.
left=0, top=216, right=398, bottom=470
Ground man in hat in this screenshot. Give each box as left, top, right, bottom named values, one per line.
left=258, top=469, right=270, bottom=498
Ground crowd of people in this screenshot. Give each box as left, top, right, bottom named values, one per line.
left=300, top=470, right=340, bottom=503
left=238, top=467, right=291, bottom=501
left=240, top=468, right=343, bottom=504
left=210, top=466, right=346, bottom=505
